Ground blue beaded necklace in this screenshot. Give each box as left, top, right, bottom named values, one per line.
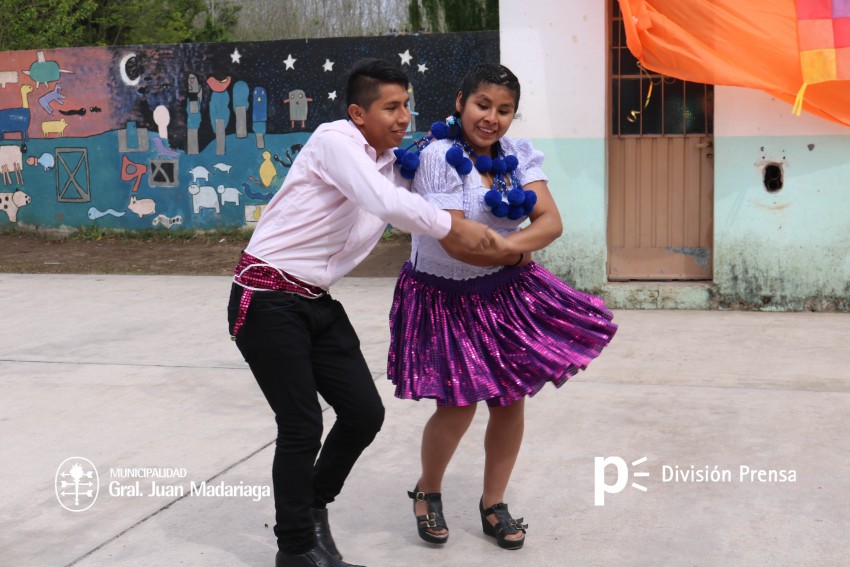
left=394, top=117, right=537, bottom=219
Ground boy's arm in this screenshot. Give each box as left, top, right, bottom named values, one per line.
left=317, top=132, right=491, bottom=251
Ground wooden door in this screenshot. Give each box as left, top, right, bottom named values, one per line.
left=608, top=1, right=714, bottom=280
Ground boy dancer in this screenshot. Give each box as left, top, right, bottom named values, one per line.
left=227, top=59, right=492, bottom=567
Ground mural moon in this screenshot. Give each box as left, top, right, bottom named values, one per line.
left=119, top=53, right=140, bottom=86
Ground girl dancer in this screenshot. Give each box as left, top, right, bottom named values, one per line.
left=388, top=63, right=617, bottom=550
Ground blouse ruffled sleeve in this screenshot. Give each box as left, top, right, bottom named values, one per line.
left=410, top=140, right=465, bottom=211
left=510, top=137, right=548, bottom=186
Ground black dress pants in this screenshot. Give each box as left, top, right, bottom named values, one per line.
left=228, top=284, right=385, bottom=554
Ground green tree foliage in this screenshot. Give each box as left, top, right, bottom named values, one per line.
left=409, top=0, right=498, bottom=32
left=0, top=0, right=98, bottom=50
left=409, top=0, right=423, bottom=32
left=0, top=0, right=239, bottom=50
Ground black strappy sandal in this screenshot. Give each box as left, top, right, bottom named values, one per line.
left=479, top=498, right=528, bottom=550
left=408, top=485, right=449, bottom=544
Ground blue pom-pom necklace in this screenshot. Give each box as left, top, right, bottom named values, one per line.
left=394, top=116, right=536, bottom=218
left=393, top=119, right=455, bottom=180
left=453, top=136, right=536, bottom=219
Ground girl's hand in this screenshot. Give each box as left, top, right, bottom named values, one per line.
left=485, top=228, right=514, bottom=256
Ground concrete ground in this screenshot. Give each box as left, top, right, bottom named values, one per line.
left=1, top=273, right=848, bottom=567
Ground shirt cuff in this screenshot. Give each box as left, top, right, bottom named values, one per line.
left=430, top=209, right=452, bottom=240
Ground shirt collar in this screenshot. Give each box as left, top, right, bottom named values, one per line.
left=344, top=119, right=394, bottom=166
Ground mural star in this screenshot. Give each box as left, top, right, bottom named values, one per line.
left=322, top=59, right=335, bottom=72
left=398, top=49, right=413, bottom=66
left=328, top=91, right=337, bottom=101
left=231, top=48, right=241, bottom=64
left=418, top=63, right=428, bottom=74
left=283, top=53, right=297, bottom=70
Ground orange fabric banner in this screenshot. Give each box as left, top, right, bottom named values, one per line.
left=619, top=0, right=850, bottom=128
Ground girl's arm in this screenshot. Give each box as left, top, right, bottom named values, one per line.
left=439, top=180, right=562, bottom=267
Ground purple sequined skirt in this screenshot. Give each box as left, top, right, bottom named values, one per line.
left=387, top=262, right=617, bottom=407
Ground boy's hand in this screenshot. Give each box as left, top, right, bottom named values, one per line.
left=441, top=217, right=492, bottom=252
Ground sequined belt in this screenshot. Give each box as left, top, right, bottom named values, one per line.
left=231, top=252, right=327, bottom=337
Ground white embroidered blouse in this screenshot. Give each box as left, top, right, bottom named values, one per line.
left=409, top=136, right=548, bottom=280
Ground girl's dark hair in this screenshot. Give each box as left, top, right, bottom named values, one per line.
left=456, top=63, right=521, bottom=111
left=346, top=58, right=409, bottom=110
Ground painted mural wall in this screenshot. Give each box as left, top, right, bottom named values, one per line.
left=0, top=32, right=499, bottom=231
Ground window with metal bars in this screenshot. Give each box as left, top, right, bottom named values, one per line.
left=610, top=1, right=713, bottom=137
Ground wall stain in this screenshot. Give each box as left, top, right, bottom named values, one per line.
left=752, top=201, right=790, bottom=211
left=666, top=247, right=711, bottom=269
left=709, top=251, right=850, bottom=312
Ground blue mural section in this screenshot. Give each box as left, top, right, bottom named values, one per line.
left=0, top=32, right=499, bottom=230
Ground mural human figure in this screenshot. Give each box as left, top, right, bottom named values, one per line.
left=207, top=76, right=231, bottom=155
left=233, top=80, right=250, bottom=138
left=186, top=73, right=202, bottom=154
left=283, top=89, right=313, bottom=129
left=252, top=86, right=268, bottom=148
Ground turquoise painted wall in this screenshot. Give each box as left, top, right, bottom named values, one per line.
left=532, top=137, right=608, bottom=292
left=713, top=136, right=850, bottom=310
left=530, top=134, right=850, bottom=311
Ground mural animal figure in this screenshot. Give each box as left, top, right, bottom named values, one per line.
left=23, top=50, right=73, bottom=88
left=188, top=165, right=212, bottom=183
left=128, top=195, right=156, bottom=217
left=258, top=151, right=277, bottom=187
left=243, top=183, right=274, bottom=202
left=213, top=162, right=231, bottom=173
left=244, top=204, right=266, bottom=223
left=0, top=189, right=30, bottom=222
left=0, top=145, right=24, bottom=185
left=38, top=85, right=65, bottom=114
left=0, top=71, right=19, bottom=88
left=188, top=183, right=220, bottom=213
left=152, top=214, right=183, bottom=228
left=217, top=185, right=240, bottom=206
left=42, top=119, right=68, bottom=137
left=87, top=207, right=125, bottom=220
left=274, top=143, right=303, bottom=168
left=0, top=85, right=33, bottom=141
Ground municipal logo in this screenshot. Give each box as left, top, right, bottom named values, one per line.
left=55, top=457, right=99, bottom=512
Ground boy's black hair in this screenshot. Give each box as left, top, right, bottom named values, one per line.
left=345, top=58, right=409, bottom=110
left=456, top=63, right=521, bottom=111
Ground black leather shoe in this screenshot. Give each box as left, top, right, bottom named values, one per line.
left=275, top=546, right=365, bottom=567
left=311, top=508, right=343, bottom=560
left=408, top=485, right=449, bottom=544
left=479, top=497, right=527, bottom=550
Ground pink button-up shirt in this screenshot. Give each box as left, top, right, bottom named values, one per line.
left=245, top=120, right=452, bottom=289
